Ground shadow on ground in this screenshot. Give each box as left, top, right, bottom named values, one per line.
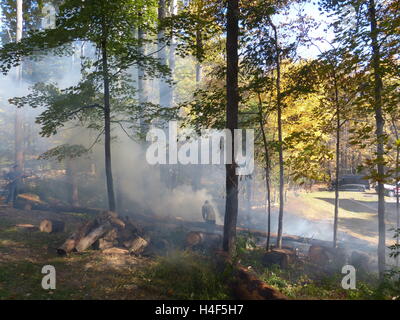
left=316, top=197, right=376, bottom=214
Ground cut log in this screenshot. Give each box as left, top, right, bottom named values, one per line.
left=232, top=265, right=288, bottom=300
left=57, top=211, right=146, bottom=255
left=109, top=216, right=125, bottom=229
left=94, top=229, right=118, bottom=250
left=75, top=223, right=111, bottom=252
left=14, top=193, right=45, bottom=210
left=117, top=218, right=142, bottom=243
left=57, top=219, right=98, bottom=255
left=215, top=251, right=287, bottom=300
left=97, top=238, right=114, bottom=250
left=39, top=219, right=65, bottom=233
left=102, top=247, right=129, bottom=255
left=185, top=231, right=222, bottom=251
left=15, top=224, right=38, bottom=231
left=124, top=236, right=149, bottom=254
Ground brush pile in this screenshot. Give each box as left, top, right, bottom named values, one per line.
left=57, top=211, right=149, bottom=256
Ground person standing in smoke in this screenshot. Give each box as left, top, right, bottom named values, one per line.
left=202, top=200, right=216, bottom=232
left=4, top=165, right=23, bottom=205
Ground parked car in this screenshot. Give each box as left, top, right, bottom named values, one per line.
left=338, top=184, right=366, bottom=192
left=330, top=174, right=370, bottom=191
left=375, top=183, right=400, bottom=197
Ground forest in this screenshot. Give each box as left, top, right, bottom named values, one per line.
left=0, top=0, right=399, bottom=301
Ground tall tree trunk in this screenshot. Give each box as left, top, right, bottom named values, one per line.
left=196, top=63, right=202, bottom=83
left=66, top=159, right=79, bottom=207
left=101, top=35, right=116, bottom=212
left=369, top=0, right=386, bottom=278
left=193, top=19, right=203, bottom=191
left=15, top=0, right=24, bottom=172
left=396, top=143, right=400, bottom=268
left=138, top=24, right=148, bottom=138
left=333, top=74, right=340, bottom=248
left=257, top=93, right=272, bottom=251
left=157, top=0, right=170, bottom=188
left=391, top=118, right=399, bottom=267
left=166, top=0, right=176, bottom=109
left=195, top=11, right=203, bottom=85
left=268, top=19, right=284, bottom=248
left=223, top=0, right=239, bottom=256
left=158, top=0, right=168, bottom=108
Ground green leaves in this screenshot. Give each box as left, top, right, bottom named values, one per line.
left=39, top=144, right=90, bottom=162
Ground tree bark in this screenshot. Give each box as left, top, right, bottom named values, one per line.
left=57, top=219, right=97, bottom=255
left=368, top=0, right=386, bottom=278
left=333, top=73, right=340, bottom=248
left=223, top=0, right=239, bottom=256
left=75, top=223, right=111, bottom=252
left=101, top=30, right=116, bottom=212
left=15, top=0, right=24, bottom=174
left=166, top=0, right=177, bottom=109
left=158, top=0, right=168, bottom=108
left=138, top=24, right=149, bottom=137
left=391, top=118, right=399, bottom=267
left=124, top=236, right=149, bottom=254
left=66, top=159, right=79, bottom=207
left=257, top=93, right=272, bottom=251
left=268, top=19, right=284, bottom=249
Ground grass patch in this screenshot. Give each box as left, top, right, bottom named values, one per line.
left=141, top=250, right=231, bottom=300
left=238, top=246, right=397, bottom=300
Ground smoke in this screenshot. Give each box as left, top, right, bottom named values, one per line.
left=0, top=38, right=376, bottom=252
left=110, top=134, right=224, bottom=224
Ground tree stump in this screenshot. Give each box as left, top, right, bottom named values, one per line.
left=262, top=248, right=296, bottom=269
left=124, top=236, right=149, bottom=255
left=39, top=219, right=65, bottom=233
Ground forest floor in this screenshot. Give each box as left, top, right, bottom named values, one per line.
left=0, top=206, right=170, bottom=300
left=0, top=190, right=398, bottom=300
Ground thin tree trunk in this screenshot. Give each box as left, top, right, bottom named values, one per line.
left=257, top=93, right=271, bottom=251
left=195, top=12, right=203, bottom=84
left=166, top=0, right=176, bottom=109
left=158, top=0, right=168, bottom=108
left=196, top=63, right=202, bottom=83
left=369, top=0, right=386, bottom=278
left=15, top=0, right=24, bottom=173
left=193, top=19, right=203, bottom=190
left=333, top=73, right=340, bottom=248
left=397, top=146, right=400, bottom=267
left=101, top=33, right=116, bottom=212
left=223, top=0, right=239, bottom=256
left=138, top=24, right=148, bottom=138
left=391, top=118, right=399, bottom=267
left=192, top=38, right=203, bottom=191
left=268, top=18, right=284, bottom=249
left=157, top=0, right=170, bottom=188
left=66, top=159, right=79, bottom=207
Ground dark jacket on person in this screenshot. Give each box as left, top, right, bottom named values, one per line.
left=4, top=169, right=22, bottom=203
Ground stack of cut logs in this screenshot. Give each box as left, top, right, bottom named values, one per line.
left=57, top=211, right=149, bottom=256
